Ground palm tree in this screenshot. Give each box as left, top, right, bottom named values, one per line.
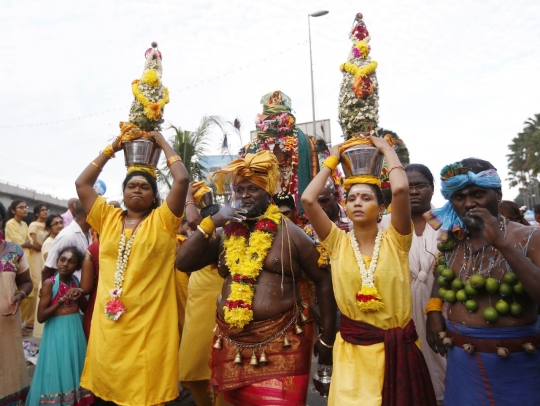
left=158, top=115, right=240, bottom=190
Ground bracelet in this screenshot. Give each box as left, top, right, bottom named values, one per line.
left=167, top=155, right=182, bottom=168
left=91, top=161, right=103, bottom=172
left=197, top=225, right=210, bottom=238
left=321, top=156, right=339, bottom=172
left=317, top=334, right=334, bottom=349
left=15, top=290, right=27, bottom=299
left=185, top=200, right=195, bottom=208
left=102, top=144, right=115, bottom=159
left=199, top=216, right=217, bottom=235
left=388, top=165, right=405, bottom=176
left=424, top=298, right=443, bottom=315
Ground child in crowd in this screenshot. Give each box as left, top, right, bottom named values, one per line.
left=25, top=246, right=93, bottom=406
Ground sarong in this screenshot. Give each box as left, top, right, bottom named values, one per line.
left=340, top=315, right=436, bottom=406
left=444, top=319, right=540, bottom=406
left=211, top=310, right=311, bottom=405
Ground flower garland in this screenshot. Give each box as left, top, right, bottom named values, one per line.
left=223, top=204, right=282, bottom=329
left=131, top=79, right=170, bottom=121
left=141, top=69, right=161, bottom=87
left=353, top=40, right=370, bottom=58
left=349, top=228, right=384, bottom=311
left=105, top=220, right=144, bottom=321
left=340, top=61, right=378, bottom=77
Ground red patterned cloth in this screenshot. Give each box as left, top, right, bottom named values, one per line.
left=340, top=315, right=436, bottom=406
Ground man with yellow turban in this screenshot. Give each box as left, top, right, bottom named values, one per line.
left=176, top=150, right=336, bottom=405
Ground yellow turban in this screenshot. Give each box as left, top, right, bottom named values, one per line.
left=343, top=175, right=381, bottom=191
left=212, top=150, right=280, bottom=195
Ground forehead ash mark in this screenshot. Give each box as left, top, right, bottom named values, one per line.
left=127, top=176, right=151, bottom=185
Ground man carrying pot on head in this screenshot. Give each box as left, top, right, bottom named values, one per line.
left=425, top=158, right=540, bottom=406
left=175, top=150, right=336, bottom=406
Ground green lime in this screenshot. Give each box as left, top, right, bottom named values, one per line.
left=437, top=242, right=446, bottom=252
left=470, top=274, right=486, bottom=289
left=499, top=282, right=513, bottom=297
left=437, top=276, right=448, bottom=287
left=465, top=299, right=478, bottom=312
left=436, top=265, right=447, bottom=275
left=444, top=239, right=456, bottom=250
left=513, top=282, right=524, bottom=295
left=494, top=299, right=510, bottom=315
left=438, top=288, right=448, bottom=299
left=438, top=256, right=447, bottom=266
left=510, top=303, right=523, bottom=316
left=485, top=277, right=500, bottom=294
left=483, top=307, right=499, bottom=323
left=503, top=272, right=518, bottom=286
left=464, top=283, right=478, bottom=296
left=441, top=268, right=455, bottom=281
left=444, top=290, right=457, bottom=303
left=451, top=278, right=464, bottom=290
left=456, top=289, right=468, bottom=302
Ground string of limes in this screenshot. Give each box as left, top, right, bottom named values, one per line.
left=436, top=239, right=524, bottom=323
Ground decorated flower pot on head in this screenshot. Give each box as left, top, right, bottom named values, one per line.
left=123, top=138, right=162, bottom=167
left=340, top=143, right=384, bottom=178
left=118, top=41, right=169, bottom=170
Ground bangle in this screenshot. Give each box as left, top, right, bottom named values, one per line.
left=91, top=161, right=103, bottom=172
left=185, top=200, right=195, bottom=208
left=15, top=290, right=27, bottom=299
left=167, top=155, right=182, bottom=168
left=424, top=298, right=443, bottom=315
left=388, top=165, right=405, bottom=176
left=102, top=144, right=115, bottom=159
left=199, top=216, right=216, bottom=235
left=321, top=156, right=339, bottom=172
left=317, top=334, right=334, bottom=349
left=197, top=225, right=210, bottom=238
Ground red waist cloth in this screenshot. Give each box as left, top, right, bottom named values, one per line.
left=211, top=309, right=311, bottom=393
left=340, top=315, right=437, bottom=406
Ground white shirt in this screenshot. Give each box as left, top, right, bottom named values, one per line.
left=44, top=220, right=92, bottom=270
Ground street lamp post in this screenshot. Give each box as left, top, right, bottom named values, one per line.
left=308, top=10, right=328, bottom=137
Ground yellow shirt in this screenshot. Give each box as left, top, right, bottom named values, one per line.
left=321, top=222, right=413, bottom=406
left=178, top=265, right=222, bottom=381
left=80, top=196, right=182, bottom=406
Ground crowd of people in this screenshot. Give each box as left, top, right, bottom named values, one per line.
left=1, top=129, right=540, bottom=406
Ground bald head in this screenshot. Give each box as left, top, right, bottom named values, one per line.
left=318, top=178, right=340, bottom=222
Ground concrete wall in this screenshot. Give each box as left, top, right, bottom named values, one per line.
left=0, top=180, right=68, bottom=223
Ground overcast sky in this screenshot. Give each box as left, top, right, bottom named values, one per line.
left=1, top=0, right=539, bottom=206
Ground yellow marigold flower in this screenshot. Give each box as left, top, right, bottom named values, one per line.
left=141, top=69, right=161, bottom=87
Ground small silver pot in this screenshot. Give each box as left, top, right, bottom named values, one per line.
left=123, top=139, right=162, bottom=167
left=340, top=145, right=384, bottom=177
left=312, top=364, right=332, bottom=397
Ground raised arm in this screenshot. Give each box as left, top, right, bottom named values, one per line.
left=371, top=136, right=410, bottom=235
left=152, top=132, right=190, bottom=218
left=301, top=145, right=340, bottom=242
left=75, top=141, right=122, bottom=215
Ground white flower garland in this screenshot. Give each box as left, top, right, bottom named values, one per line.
left=349, top=228, right=384, bottom=311
left=105, top=219, right=143, bottom=321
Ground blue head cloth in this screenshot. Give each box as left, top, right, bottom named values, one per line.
left=423, top=167, right=501, bottom=241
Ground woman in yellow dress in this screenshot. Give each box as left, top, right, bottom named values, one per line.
left=302, top=137, right=436, bottom=406
left=75, top=131, right=189, bottom=406
left=5, top=200, right=34, bottom=330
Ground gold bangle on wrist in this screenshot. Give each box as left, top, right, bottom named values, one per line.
left=102, top=144, right=115, bottom=159
left=167, top=155, right=182, bottom=168
left=15, top=290, right=27, bottom=299
left=91, top=161, right=103, bottom=172
left=317, top=334, right=334, bottom=349
left=185, top=200, right=195, bottom=208
left=197, top=225, right=210, bottom=238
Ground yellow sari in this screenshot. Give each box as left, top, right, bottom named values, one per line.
left=80, top=196, right=182, bottom=406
